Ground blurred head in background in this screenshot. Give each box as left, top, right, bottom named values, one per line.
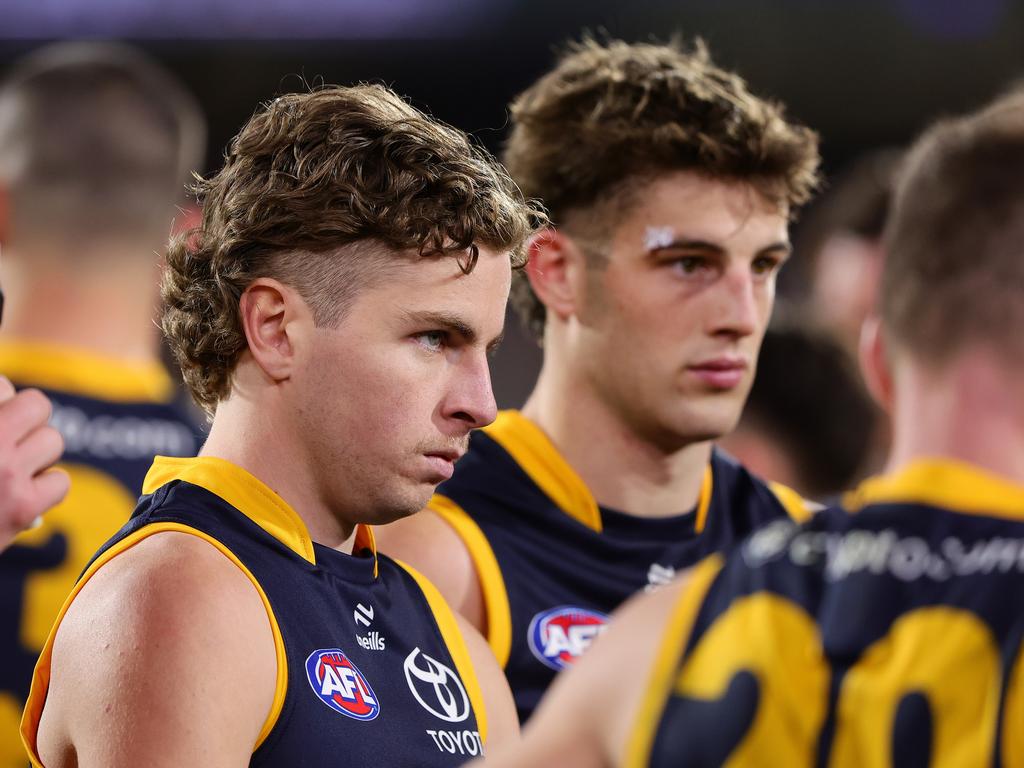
left=717, top=319, right=876, bottom=500
left=0, top=42, right=205, bottom=359
left=863, top=87, right=1024, bottom=473
left=504, top=37, right=821, bottom=452
left=792, top=148, right=902, bottom=357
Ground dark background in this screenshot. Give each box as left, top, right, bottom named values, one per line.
left=3, top=0, right=1022, bottom=406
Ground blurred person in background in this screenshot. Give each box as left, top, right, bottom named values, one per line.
left=376, top=37, right=821, bottom=724
left=0, top=43, right=206, bottom=765
left=792, top=148, right=902, bottom=358
left=717, top=320, right=876, bottom=500
left=475, top=87, right=1024, bottom=768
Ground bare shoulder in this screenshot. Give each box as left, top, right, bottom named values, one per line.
left=37, top=530, right=277, bottom=768
left=376, top=506, right=484, bottom=629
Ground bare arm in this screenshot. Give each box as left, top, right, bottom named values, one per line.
left=472, top=578, right=692, bottom=768
left=34, top=531, right=278, bottom=768
left=0, top=378, right=69, bottom=549
left=454, top=612, right=519, bottom=753
left=376, top=506, right=486, bottom=631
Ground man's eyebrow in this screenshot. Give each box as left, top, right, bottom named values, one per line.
left=759, top=241, right=793, bottom=257
left=404, top=310, right=477, bottom=342
left=487, top=330, right=505, bottom=355
left=649, top=239, right=792, bottom=256
left=404, top=309, right=504, bottom=351
left=648, top=239, right=725, bottom=255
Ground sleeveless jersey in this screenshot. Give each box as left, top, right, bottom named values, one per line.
left=426, top=410, right=808, bottom=722
left=629, top=459, right=1024, bottom=767
left=21, top=456, right=489, bottom=767
left=0, top=342, right=201, bottom=768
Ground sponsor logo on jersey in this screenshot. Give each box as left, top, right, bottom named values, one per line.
left=528, top=606, right=609, bottom=670
left=426, top=729, right=483, bottom=756
left=403, top=647, right=470, bottom=723
left=352, top=602, right=385, bottom=650
left=305, top=648, right=380, bottom=721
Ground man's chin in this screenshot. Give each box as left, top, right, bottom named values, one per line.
left=369, top=486, right=435, bottom=526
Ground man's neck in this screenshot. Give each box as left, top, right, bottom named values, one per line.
left=201, top=389, right=357, bottom=552
left=1, top=248, right=161, bottom=361
left=521, top=360, right=711, bottom=519
left=886, top=352, right=1024, bottom=486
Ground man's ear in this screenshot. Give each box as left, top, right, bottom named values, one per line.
left=859, top=314, right=893, bottom=412
left=238, top=278, right=304, bottom=382
left=524, top=228, right=587, bottom=323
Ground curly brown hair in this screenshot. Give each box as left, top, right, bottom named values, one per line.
left=503, top=37, right=821, bottom=338
left=162, top=84, right=545, bottom=416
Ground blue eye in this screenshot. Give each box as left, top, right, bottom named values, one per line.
left=416, top=331, right=446, bottom=351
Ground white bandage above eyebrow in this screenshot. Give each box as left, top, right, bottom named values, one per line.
left=644, top=226, right=675, bottom=250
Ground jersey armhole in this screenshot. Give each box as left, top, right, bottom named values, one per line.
left=394, top=559, right=490, bottom=746
left=621, top=555, right=725, bottom=768
left=427, top=494, right=513, bottom=669
left=20, top=522, right=288, bottom=766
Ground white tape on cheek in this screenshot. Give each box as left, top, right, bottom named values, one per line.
left=644, top=226, right=675, bottom=250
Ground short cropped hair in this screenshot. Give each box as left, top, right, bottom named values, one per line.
left=503, top=37, right=821, bottom=337
left=0, top=42, right=205, bottom=241
left=882, top=89, right=1024, bottom=364
left=162, top=84, right=545, bottom=416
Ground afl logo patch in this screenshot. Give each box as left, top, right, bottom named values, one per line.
left=528, top=606, right=610, bottom=671
left=305, top=648, right=380, bottom=721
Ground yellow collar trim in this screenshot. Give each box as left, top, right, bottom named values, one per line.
left=843, top=458, right=1024, bottom=521
left=484, top=410, right=713, bottom=531
left=142, top=455, right=379, bottom=571
left=0, top=340, right=173, bottom=402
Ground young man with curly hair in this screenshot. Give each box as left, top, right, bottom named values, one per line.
left=21, top=85, right=544, bottom=767
left=376, top=38, right=821, bottom=723
left=476, top=87, right=1024, bottom=768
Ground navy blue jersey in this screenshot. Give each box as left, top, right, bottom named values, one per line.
left=629, top=459, right=1024, bottom=767
left=0, top=342, right=202, bottom=768
left=22, top=456, right=489, bottom=767
left=427, top=410, right=808, bottom=723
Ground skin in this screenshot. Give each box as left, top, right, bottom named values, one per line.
left=376, top=171, right=790, bottom=631
left=33, top=245, right=520, bottom=766
left=0, top=376, right=68, bottom=549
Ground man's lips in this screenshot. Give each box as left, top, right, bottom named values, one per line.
left=421, top=448, right=465, bottom=481
left=686, top=357, right=749, bottom=389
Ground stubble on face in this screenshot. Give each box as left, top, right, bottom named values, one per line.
left=289, top=247, right=510, bottom=529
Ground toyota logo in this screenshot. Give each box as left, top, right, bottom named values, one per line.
left=403, top=647, right=470, bottom=723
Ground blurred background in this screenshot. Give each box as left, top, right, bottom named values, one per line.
left=1, top=0, right=1022, bottom=406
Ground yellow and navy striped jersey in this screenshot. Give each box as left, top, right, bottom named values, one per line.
left=427, top=410, right=808, bottom=723
left=21, top=456, right=489, bottom=767
left=0, top=342, right=202, bottom=768
left=628, top=459, right=1024, bottom=767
